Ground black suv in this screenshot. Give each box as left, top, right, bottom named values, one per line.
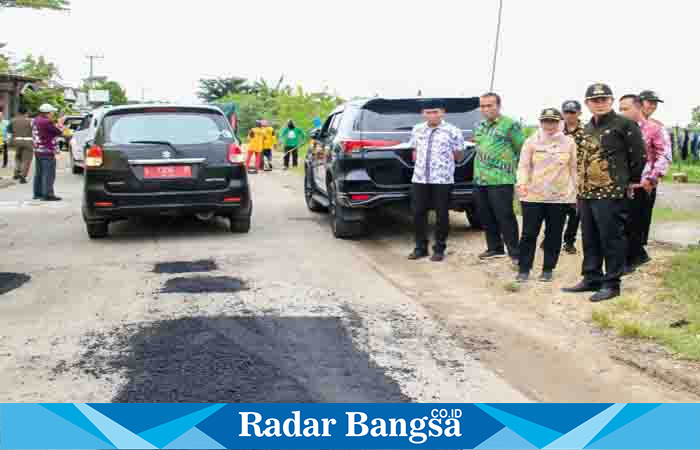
left=304, top=97, right=482, bottom=238
left=82, top=104, right=252, bottom=238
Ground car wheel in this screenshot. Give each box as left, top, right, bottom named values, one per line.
left=465, top=205, right=483, bottom=230
left=305, top=169, right=327, bottom=213
left=86, top=221, right=109, bottom=239
left=230, top=216, right=251, bottom=233
left=328, top=180, right=364, bottom=239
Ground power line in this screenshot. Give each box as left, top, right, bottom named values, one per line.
left=489, top=0, right=504, bottom=92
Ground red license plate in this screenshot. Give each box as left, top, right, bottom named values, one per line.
left=143, top=165, right=192, bottom=179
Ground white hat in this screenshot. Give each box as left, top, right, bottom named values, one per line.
left=39, top=103, right=58, bottom=113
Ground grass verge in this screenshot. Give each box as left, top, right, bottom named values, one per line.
left=668, top=163, right=700, bottom=184
left=592, top=247, right=700, bottom=360
left=652, top=206, right=700, bottom=223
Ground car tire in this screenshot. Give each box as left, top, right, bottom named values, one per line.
left=328, top=180, right=364, bottom=239
left=230, top=216, right=251, bottom=233
left=305, top=169, right=327, bottom=213
left=465, top=205, right=483, bottom=230
left=86, top=221, right=109, bottom=239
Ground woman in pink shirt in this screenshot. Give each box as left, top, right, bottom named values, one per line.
left=515, top=109, right=577, bottom=282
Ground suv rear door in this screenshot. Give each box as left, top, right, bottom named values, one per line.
left=94, top=107, right=239, bottom=193
left=355, top=98, right=481, bottom=190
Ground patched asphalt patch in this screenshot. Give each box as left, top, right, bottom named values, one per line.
left=160, top=276, right=247, bottom=294
left=69, top=316, right=410, bottom=403
left=0, top=273, right=31, bottom=295
left=153, top=259, right=218, bottom=274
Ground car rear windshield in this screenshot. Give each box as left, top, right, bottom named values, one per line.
left=102, top=110, right=232, bottom=145
left=359, top=98, right=482, bottom=132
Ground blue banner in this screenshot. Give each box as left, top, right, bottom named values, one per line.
left=2, top=403, right=699, bottom=449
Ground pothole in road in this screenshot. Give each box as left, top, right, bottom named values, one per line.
left=0, top=273, right=31, bottom=295
left=66, top=317, right=409, bottom=403
left=160, top=276, right=247, bottom=294
left=153, top=259, right=218, bottom=274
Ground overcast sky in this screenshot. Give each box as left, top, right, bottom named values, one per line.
left=2, top=0, right=697, bottom=125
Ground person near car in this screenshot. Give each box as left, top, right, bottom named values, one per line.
left=261, top=120, right=275, bottom=171
left=560, top=100, right=586, bottom=255
left=7, top=107, right=34, bottom=184
left=619, top=94, right=670, bottom=272
left=473, top=92, right=525, bottom=264
left=279, top=120, right=305, bottom=169
left=245, top=120, right=264, bottom=174
left=0, top=112, right=8, bottom=170
left=407, top=99, right=465, bottom=262
left=515, top=108, right=577, bottom=283
left=31, top=103, right=64, bottom=201
left=562, top=83, right=645, bottom=302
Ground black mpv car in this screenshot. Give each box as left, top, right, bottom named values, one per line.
left=304, top=97, right=482, bottom=238
left=82, top=104, right=252, bottom=238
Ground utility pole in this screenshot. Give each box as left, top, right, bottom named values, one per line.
left=85, top=53, right=103, bottom=88
left=489, top=0, right=504, bottom=92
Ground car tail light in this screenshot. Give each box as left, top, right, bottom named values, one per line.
left=94, top=201, right=113, bottom=207
left=223, top=197, right=241, bottom=203
left=85, top=146, right=103, bottom=168
left=340, top=139, right=401, bottom=154
left=350, top=194, right=371, bottom=201
left=227, top=143, right=244, bottom=164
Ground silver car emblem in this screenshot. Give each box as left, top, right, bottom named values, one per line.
left=162, top=150, right=171, bottom=159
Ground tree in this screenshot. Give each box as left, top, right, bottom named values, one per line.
left=16, top=54, right=60, bottom=80
left=92, top=79, right=128, bottom=105
left=21, top=88, right=66, bottom=115
left=691, top=106, right=700, bottom=129
left=197, top=77, right=250, bottom=102
left=0, top=0, right=69, bottom=9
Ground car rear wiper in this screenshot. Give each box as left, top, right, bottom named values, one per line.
left=130, top=140, right=181, bottom=155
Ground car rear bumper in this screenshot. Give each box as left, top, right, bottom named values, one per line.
left=337, top=187, right=475, bottom=210
left=82, top=183, right=252, bottom=223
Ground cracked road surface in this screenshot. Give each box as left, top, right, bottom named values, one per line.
left=0, top=164, right=527, bottom=403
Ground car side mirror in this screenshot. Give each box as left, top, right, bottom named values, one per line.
left=309, top=128, right=321, bottom=140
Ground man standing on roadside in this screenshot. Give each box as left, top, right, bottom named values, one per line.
left=408, top=99, right=464, bottom=262
left=473, top=92, right=525, bottom=264
left=0, top=112, right=8, bottom=170
left=619, top=94, right=670, bottom=270
left=561, top=100, right=586, bottom=254
left=563, top=83, right=645, bottom=302
left=279, top=119, right=305, bottom=170
left=8, top=107, right=34, bottom=184
left=32, top=103, right=64, bottom=201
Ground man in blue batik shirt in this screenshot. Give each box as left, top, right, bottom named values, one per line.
left=408, top=99, right=464, bottom=262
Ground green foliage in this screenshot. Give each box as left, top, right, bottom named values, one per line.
left=16, top=54, right=59, bottom=80
left=0, top=0, right=69, bottom=9
left=220, top=85, right=343, bottom=137
left=0, top=54, right=9, bottom=73
left=691, top=106, right=700, bottom=129
left=21, top=88, right=66, bottom=115
left=197, top=77, right=250, bottom=102
left=92, top=79, right=128, bottom=105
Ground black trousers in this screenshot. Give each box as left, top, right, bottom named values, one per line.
left=519, top=202, right=567, bottom=273
left=284, top=146, right=298, bottom=168
left=2, top=142, right=7, bottom=168
left=563, top=204, right=580, bottom=246
left=413, top=183, right=452, bottom=253
left=474, top=185, right=520, bottom=257
left=626, top=187, right=657, bottom=264
left=580, top=198, right=627, bottom=289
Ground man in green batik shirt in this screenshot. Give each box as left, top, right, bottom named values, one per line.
left=473, top=92, right=525, bottom=263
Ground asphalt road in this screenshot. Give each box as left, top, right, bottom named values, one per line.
left=0, top=160, right=527, bottom=403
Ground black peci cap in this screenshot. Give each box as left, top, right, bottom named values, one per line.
left=562, top=100, right=582, bottom=113
left=420, top=98, right=446, bottom=110
left=639, top=90, right=664, bottom=103
left=585, top=83, right=613, bottom=100
left=539, top=108, right=563, bottom=121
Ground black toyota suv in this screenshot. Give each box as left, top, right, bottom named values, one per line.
left=304, top=97, right=482, bottom=238
left=82, top=104, right=252, bottom=238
